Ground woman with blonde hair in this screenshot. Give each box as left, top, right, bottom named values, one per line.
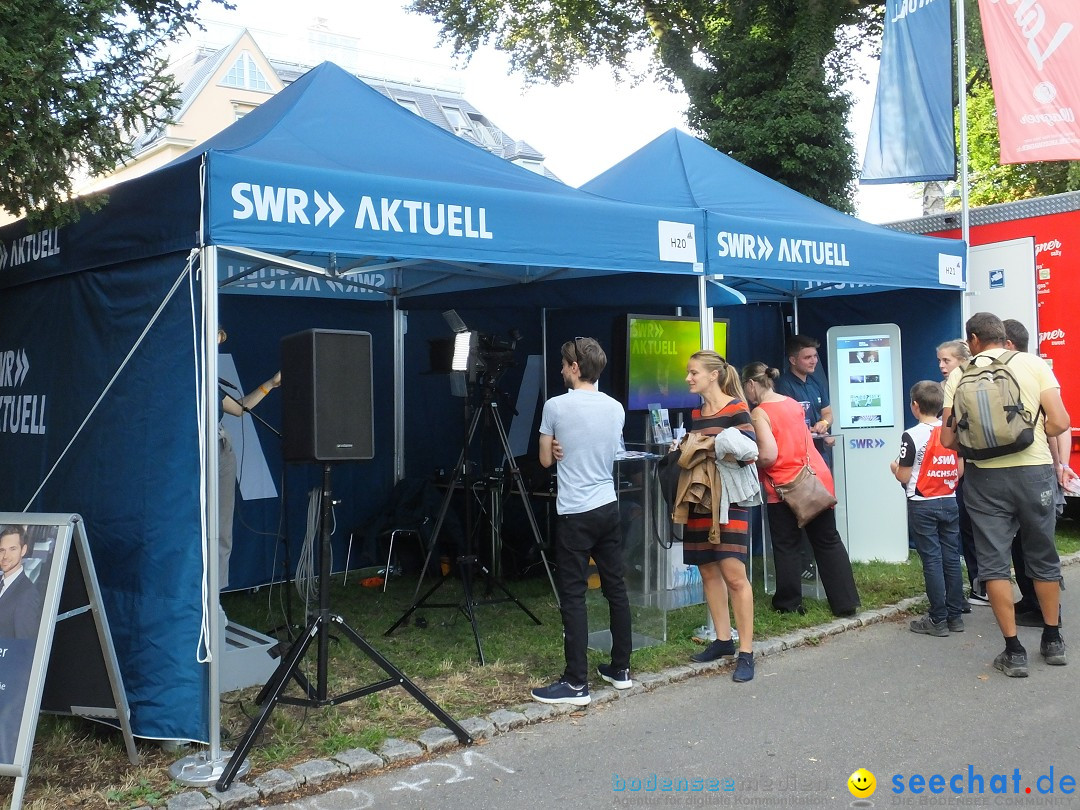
left=741, top=362, right=860, bottom=617
left=936, top=339, right=971, bottom=380
left=676, top=350, right=756, bottom=682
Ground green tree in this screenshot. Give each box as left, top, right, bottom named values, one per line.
left=413, top=0, right=881, bottom=213
left=0, top=0, right=229, bottom=226
left=959, top=0, right=1080, bottom=206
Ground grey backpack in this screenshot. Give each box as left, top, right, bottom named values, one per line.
left=951, top=350, right=1041, bottom=460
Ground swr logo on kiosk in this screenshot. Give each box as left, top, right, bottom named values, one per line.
left=891, top=766, right=1076, bottom=795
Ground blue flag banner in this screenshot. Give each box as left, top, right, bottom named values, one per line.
left=861, top=0, right=956, bottom=184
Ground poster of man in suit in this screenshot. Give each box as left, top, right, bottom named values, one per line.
left=0, top=524, right=49, bottom=766
left=0, top=525, right=43, bottom=639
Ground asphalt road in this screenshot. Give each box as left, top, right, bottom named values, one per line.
left=256, top=565, right=1080, bottom=810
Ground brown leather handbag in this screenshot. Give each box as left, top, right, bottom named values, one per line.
left=770, top=434, right=836, bottom=528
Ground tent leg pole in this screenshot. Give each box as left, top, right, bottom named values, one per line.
left=172, top=243, right=249, bottom=786
left=698, top=276, right=713, bottom=350
left=393, top=294, right=405, bottom=483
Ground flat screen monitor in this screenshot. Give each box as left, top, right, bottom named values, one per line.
left=624, top=314, right=729, bottom=411
left=834, top=334, right=896, bottom=429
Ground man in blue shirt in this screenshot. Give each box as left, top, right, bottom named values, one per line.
left=775, top=334, right=834, bottom=467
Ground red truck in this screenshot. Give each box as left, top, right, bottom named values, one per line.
left=888, top=191, right=1080, bottom=500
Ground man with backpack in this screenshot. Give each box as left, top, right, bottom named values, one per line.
left=941, top=312, right=1071, bottom=677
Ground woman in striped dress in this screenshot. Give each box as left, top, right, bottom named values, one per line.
left=681, top=350, right=756, bottom=682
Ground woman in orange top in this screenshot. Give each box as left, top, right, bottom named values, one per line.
left=741, top=362, right=859, bottom=617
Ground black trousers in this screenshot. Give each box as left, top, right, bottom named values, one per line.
left=554, top=501, right=632, bottom=685
left=1012, top=529, right=1039, bottom=611
left=768, top=502, right=860, bottom=615
left=956, top=477, right=980, bottom=590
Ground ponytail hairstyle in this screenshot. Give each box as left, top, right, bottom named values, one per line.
left=690, top=350, right=746, bottom=402
left=740, top=362, right=780, bottom=390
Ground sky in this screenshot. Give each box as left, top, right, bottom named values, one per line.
left=189, top=0, right=923, bottom=224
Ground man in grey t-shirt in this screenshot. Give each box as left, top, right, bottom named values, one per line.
left=531, top=337, right=631, bottom=706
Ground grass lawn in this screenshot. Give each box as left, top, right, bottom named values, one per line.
left=7, top=520, right=1080, bottom=809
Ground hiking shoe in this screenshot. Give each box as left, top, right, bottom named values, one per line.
left=947, top=617, right=965, bottom=633
left=968, top=589, right=991, bottom=606
left=732, top=652, right=755, bottom=683
left=1040, top=636, right=1067, bottom=666
left=690, top=638, right=736, bottom=663
left=993, top=648, right=1029, bottom=678
left=597, top=663, right=632, bottom=689
left=910, top=616, right=949, bottom=637
left=531, top=679, right=590, bottom=706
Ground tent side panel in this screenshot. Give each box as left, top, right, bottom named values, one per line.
left=217, top=294, right=398, bottom=589
left=0, top=252, right=207, bottom=741
left=0, top=163, right=201, bottom=290
left=798, top=288, right=963, bottom=418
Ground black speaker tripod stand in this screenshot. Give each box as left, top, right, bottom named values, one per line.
left=217, top=462, right=472, bottom=792
left=385, top=377, right=558, bottom=665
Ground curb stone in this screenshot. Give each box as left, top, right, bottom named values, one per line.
left=378, top=738, right=423, bottom=763
left=330, top=747, right=383, bottom=774
left=166, top=791, right=215, bottom=810
left=290, top=758, right=344, bottom=785
left=459, top=715, right=497, bottom=739
left=251, top=768, right=298, bottom=797
left=204, top=779, right=259, bottom=808
left=418, top=726, right=459, bottom=752
left=183, top=553, right=1080, bottom=809
left=488, top=708, right=529, bottom=732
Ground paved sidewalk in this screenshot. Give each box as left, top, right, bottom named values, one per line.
left=168, top=555, right=1080, bottom=810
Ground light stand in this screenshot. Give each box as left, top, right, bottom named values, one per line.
left=384, top=375, right=558, bottom=665
left=217, top=463, right=472, bottom=792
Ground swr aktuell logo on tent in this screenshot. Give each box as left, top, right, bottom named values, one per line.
left=715, top=231, right=851, bottom=267
left=231, top=184, right=345, bottom=226
left=230, top=183, right=494, bottom=240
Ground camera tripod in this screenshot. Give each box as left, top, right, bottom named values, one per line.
left=217, top=463, right=472, bottom=791
left=385, top=380, right=558, bottom=665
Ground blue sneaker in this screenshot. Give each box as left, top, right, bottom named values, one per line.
left=531, top=679, right=590, bottom=706
left=732, top=652, right=755, bottom=683
left=597, top=663, right=632, bottom=689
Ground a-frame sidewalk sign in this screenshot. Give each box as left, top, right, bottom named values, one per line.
left=0, top=513, right=137, bottom=809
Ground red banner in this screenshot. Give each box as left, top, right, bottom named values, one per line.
left=978, top=0, right=1080, bottom=163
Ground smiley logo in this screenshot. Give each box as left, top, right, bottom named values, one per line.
left=848, top=768, right=876, bottom=798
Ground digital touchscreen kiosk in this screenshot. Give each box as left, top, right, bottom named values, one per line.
left=835, top=334, right=896, bottom=429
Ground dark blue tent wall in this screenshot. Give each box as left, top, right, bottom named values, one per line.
left=216, top=295, right=398, bottom=589
left=398, top=302, right=787, bottom=478
left=0, top=251, right=208, bottom=741
left=798, top=289, right=962, bottom=427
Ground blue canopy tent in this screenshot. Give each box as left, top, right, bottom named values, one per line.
left=582, top=129, right=966, bottom=293
left=0, top=64, right=733, bottom=752
left=580, top=128, right=968, bottom=383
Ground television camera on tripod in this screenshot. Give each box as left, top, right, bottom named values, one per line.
left=386, top=310, right=558, bottom=664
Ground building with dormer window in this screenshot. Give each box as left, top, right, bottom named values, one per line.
left=78, top=26, right=554, bottom=195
